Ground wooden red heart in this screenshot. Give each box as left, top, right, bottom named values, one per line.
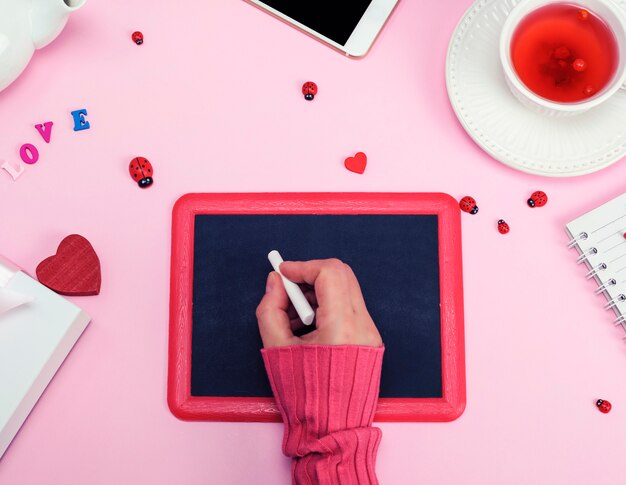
left=36, top=234, right=101, bottom=296
left=344, top=152, right=367, bottom=174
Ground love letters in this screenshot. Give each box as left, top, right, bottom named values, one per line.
left=1, top=109, right=90, bottom=181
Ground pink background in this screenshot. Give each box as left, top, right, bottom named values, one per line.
left=1, top=0, right=625, bottom=483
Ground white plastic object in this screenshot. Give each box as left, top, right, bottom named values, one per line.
left=267, top=250, right=315, bottom=326
left=0, top=0, right=86, bottom=93
left=0, top=260, right=90, bottom=458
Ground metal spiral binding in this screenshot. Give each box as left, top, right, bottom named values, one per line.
left=567, top=232, right=588, bottom=248
left=596, top=279, right=617, bottom=294
left=577, top=247, right=597, bottom=263
left=605, top=294, right=626, bottom=310
left=586, top=262, right=606, bottom=279
left=568, top=228, right=626, bottom=341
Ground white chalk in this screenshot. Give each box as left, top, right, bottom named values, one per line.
left=268, top=250, right=315, bottom=325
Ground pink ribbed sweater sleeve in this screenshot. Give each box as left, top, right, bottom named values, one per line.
left=261, top=345, right=385, bottom=485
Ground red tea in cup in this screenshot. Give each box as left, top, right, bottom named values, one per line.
left=511, top=3, right=619, bottom=102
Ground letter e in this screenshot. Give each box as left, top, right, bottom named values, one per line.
left=71, top=109, right=90, bottom=131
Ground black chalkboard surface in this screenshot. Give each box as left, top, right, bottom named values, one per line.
left=168, top=193, right=465, bottom=422
left=191, top=214, right=442, bottom=399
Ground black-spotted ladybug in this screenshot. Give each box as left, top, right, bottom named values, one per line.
left=528, top=191, right=548, bottom=208
left=459, top=196, right=479, bottom=214
left=132, top=31, right=144, bottom=45
left=302, top=81, right=318, bottom=101
left=497, top=219, right=510, bottom=234
left=596, top=399, right=612, bottom=413
left=129, top=156, right=153, bottom=188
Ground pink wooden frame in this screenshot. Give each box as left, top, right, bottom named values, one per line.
left=168, top=193, right=465, bottom=422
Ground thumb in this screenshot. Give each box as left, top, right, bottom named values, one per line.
left=256, top=272, right=297, bottom=348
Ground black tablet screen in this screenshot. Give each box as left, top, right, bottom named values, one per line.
left=257, top=0, right=372, bottom=46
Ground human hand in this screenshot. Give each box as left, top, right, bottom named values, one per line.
left=256, top=258, right=382, bottom=348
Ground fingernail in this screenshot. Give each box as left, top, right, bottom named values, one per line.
left=265, top=272, right=274, bottom=293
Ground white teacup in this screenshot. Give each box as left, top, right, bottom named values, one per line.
left=500, top=0, right=626, bottom=117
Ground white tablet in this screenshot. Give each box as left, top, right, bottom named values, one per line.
left=246, top=0, right=399, bottom=57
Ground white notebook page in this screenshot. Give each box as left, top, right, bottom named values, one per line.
left=566, top=192, right=626, bottom=335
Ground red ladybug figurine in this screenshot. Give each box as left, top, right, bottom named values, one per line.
left=527, top=190, right=548, bottom=208
left=129, top=156, right=153, bottom=188
left=497, top=219, right=510, bottom=234
left=302, top=81, right=318, bottom=101
left=596, top=399, right=612, bottom=413
left=459, top=196, right=479, bottom=214
left=132, top=31, right=144, bottom=45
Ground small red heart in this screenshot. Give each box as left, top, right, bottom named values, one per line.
left=344, top=152, right=367, bottom=174
left=36, top=234, right=101, bottom=296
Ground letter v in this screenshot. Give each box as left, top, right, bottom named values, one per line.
left=34, top=121, right=53, bottom=143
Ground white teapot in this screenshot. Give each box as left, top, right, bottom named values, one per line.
left=0, top=0, right=85, bottom=93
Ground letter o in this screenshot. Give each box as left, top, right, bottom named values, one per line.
left=20, top=143, right=39, bottom=164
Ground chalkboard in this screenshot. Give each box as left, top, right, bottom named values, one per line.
left=191, top=214, right=442, bottom=399
left=169, top=193, right=465, bottom=422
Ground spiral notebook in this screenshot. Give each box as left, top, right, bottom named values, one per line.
left=566, top=192, right=626, bottom=339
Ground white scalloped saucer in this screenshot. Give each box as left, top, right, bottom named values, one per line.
left=446, top=0, right=626, bottom=177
